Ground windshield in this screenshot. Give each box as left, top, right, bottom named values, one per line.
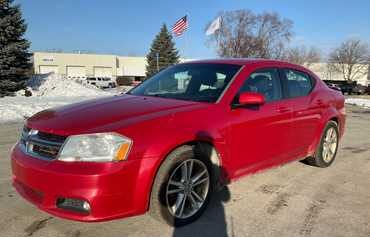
left=129, top=63, right=241, bottom=103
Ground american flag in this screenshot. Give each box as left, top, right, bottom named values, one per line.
left=172, top=15, right=188, bottom=36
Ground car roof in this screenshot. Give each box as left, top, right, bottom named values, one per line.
left=185, top=58, right=317, bottom=77
left=186, top=58, right=307, bottom=69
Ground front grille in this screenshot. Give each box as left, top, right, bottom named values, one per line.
left=19, top=127, right=67, bottom=160
left=37, top=131, right=66, bottom=143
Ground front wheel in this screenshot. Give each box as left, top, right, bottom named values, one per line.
left=149, top=145, right=212, bottom=226
left=305, top=121, right=339, bottom=167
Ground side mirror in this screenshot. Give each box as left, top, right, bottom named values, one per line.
left=237, top=92, right=265, bottom=106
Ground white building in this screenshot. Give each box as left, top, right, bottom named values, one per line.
left=33, top=52, right=147, bottom=82
left=309, top=63, right=369, bottom=85
left=33, top=52, right=369, bottom=86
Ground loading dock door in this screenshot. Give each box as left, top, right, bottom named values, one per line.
left=39, top=65, right=58, bottom=74
left=66, top=66, right=86, bottom=78
left=94, top=67, right=112, bottom=78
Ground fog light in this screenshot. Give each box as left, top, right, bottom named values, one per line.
left=83, top=201, right=91, bottom=211
left=56, top=197, right=91, bottom=214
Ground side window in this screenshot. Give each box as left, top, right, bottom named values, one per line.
left=239, top=68, right=282, bottom=102
left=284, top=69, right=313, bottom=98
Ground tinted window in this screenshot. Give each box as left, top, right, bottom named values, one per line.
left=129, top=63, right=241, bottom=103
left=239, top=68, right=282, bottom=102
left=284, top=69, right=313, bottom=98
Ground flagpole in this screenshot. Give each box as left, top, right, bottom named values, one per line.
left=185, top=14, right=189, bottom=60
left=172, top=15, right=190, bottom=60
left=156, top=52, right=159, bottom=72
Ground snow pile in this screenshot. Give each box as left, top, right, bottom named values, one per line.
left=345, top=98, right=370, bottom=108
left=19, top=73, right=110, bottom=97
left=0, top=73, right=123, bottom=122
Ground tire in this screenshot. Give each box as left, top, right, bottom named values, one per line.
left=305, top=121, right=339, bottom=168
left=149, top=145, right=213, bottom=226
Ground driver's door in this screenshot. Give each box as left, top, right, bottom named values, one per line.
left=227, top=68, right=294, bottom=178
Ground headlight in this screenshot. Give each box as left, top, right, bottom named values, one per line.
left=58, top=133, right=132, bottom=162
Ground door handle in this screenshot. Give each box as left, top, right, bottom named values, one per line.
left=277, top=106, right=292, bottom=113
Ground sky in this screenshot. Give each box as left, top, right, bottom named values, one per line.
left=16, top=0, right=370, bottom=59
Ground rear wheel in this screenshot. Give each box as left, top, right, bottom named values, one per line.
left=306, top=121, right=339, bottom=167
left=150, top=145, right=212, bottom=226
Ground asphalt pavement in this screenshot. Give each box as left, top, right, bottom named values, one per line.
left=0, top=104, right=369, bottom=237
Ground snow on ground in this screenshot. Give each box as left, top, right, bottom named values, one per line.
left=0, top=74, right=132, bottom=122
left=19, top=73, right=111, bottom=97
left=345, top=98, right=370, bottom=109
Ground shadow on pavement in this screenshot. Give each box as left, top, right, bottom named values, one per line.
left=172, top=186, right=231, bottom=237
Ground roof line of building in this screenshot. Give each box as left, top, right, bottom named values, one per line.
left=32, top=51, right=146, bottom=58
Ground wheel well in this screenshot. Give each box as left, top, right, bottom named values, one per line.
left=189, top=141, right=224, bottom=190
left=329, top=117, right=339, bottom=131
left=329, top=117, right=338, bottom=125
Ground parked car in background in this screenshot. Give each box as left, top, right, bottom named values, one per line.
left=353, top=84, right=367, bottom=95
left=11, top=59, right=345, bottom=226
left=86, top=77, right=97, bottom=86
left=324, top=80, right=356, bottom=95
left=131, top=80, right=142, bottom=87
left=365, top=85, right=370, bottom=95
left=87, top=77, right=116, bottom=89
left=323, top=81, right=342, bottom=92
left=342, top=84, right=355, bottom=94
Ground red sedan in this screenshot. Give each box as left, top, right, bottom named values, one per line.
left=11, top=59, right=345, bottom=226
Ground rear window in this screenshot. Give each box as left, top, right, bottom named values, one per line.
left=283, top=69, right=313, bottom=98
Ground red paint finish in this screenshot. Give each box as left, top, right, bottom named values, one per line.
left=11, top=59, right=345, bottom=222
left=238, top=92, right=265, bottom=105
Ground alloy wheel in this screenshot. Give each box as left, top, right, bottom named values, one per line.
left=166, top=159, right=210, bottom=219
left=322, top=127, right=338, bottom=163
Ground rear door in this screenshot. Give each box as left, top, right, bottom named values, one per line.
left=280, top=68, right=323, bottom=157
left=228, top=68, right=294, bottom=177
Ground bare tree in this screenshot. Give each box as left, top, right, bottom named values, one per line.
left=284, top=46, right=321, bottom=67
left=254, top=12, right=293, bottom=59
left=328, top=39, right=370, bottom=81
left=206, top=10, right=293, bottom=59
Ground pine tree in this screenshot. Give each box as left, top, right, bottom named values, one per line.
left=0, top=0, right=31, bottom=97
left=145, top=24, right=180, bottom=78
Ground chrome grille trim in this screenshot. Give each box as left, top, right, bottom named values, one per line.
left=27, top=136, right=64, bottom=147
left=19, top=127, right=66, bottom=161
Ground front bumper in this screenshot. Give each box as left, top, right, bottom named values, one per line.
left=11, top=145, right=156, bottom=222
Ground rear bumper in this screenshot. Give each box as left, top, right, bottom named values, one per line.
left=11, top=144, right=156, bottom=222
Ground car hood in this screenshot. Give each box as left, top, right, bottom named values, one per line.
left=26, top=94, right=205, bottom=135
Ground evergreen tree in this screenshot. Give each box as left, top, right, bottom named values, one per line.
left=145, top=24, right=180, bottom=78
left=0, top=0, right=31, bottom=97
